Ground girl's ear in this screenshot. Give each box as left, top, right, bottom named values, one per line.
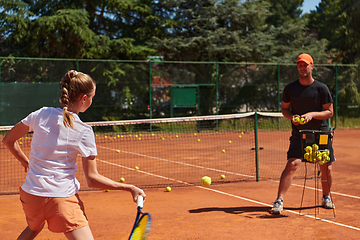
left=80, top=94, right=87, bottom=103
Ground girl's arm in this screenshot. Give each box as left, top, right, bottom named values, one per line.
left=2, top=122, right=30, bottom=172
left=82, top=156, right=146, bottom=202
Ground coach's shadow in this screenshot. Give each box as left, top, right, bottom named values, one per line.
left=189, top=206, right=287, bottom=218
left=189, top=205, right=319, bottom=218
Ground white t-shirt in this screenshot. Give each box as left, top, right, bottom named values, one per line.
left=21, top=107, right=97, bottom=197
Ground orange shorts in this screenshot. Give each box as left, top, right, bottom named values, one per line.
left=19, top=188, right=88, bottom=233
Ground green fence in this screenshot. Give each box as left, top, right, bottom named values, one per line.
left=0, top=57, right=358, bottom=126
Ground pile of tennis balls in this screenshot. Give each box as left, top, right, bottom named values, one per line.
left=303, top=143, right=330, bottom=164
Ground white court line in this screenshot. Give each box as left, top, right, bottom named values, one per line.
left=97, top=157, right=360, bottom=232
left=99, top=145, right=360, bottom=200
left=197, top=186, right=360, bottom=231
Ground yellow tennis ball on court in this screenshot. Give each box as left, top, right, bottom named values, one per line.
left=222, top=149, right=225, bottom=153
left=229, top=140, right=232, bottom=144
left=116, top=150, right=120, bottom=153
left=151, top=133, right=155, bottom=136
left=194, top=133, right=197, bottom=136
left=198, top=139, right=201, bottom=142
left=201, top=176, right=211, bottom=187
left=239, top=135, right=242, bottom=138
left=104, top=189, right=109, bottom=192
left=221, top=174, right=225, bottom=179
left=120, top=177, right=125, bottom=182
left=166, top=186, right=172, bottom=192
left=135, top=166, right=139, bottom=170
left=176, top=135, right=179, bottom=138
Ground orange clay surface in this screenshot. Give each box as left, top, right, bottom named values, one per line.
left=1, top=129, right=360, bottom=239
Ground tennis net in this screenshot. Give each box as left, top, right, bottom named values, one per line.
left=1, top=112, right=310, bottom=194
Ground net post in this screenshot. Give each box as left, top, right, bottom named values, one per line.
left=334, top=64, right=338, bottom=129
left=148, top=60, right=153, bottom=131
left=254, top=112, right=259, bottom=182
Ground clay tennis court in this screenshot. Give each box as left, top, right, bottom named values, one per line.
left=1, top=128, right=360, bottom=239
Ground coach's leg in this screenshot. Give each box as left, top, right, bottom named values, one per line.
left=65, top=225, right=94, bottom=240
left=320, top=162, right=332, bottom=196
left=17, top=222, right=45, bottom=240
left=277, top=158, right=302, bottom=200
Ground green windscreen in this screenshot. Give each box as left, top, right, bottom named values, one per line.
left=0, top=83, right=60, bottom=125
left=172, top=87, right=197, bottom=106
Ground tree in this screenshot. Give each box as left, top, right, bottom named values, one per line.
left=307, top=0, right=360, bottom=64
left=265, top=0, right=304, bottom=27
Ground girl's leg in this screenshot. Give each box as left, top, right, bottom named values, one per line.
left=17, top=222, right=45, bottom=240
left=64, top=225, right=94, bottom=240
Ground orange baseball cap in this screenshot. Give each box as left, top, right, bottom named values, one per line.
left=296, top=53, right=314, bottom=65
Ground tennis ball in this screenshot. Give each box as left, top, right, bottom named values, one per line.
left=135, top=135, right=138, bottom=138
left=299, top=118, right=306, bottom=125
left=304, top=152, right=310, bottom=160
left=104, top=189, right=109, bottom=192
left=117, top=135, right=120, bottom=138
left=294, top=116, right=300, bottom=122
left=166, top=186, right=172, bottom=192
left=239, top=135, right=242, bottom=138
left=194, top=133, right=197, bottom=136
left=162, top=138, right=165, bottom=140
left=135, top=166, right=139, bottom=170
left=116, top=150, right=120, bottom=153
left=229, top=140, right=232, bottom=144
left=176, top=135, right=179, bottom=138
left=241, top=132, right=244, bottom=135
left=120, top=177, right=125, bottom=182
left=305, top=146, right=312, bottom=153
left=201, top=176, right=211, bottom=187
left=222, top=149, right=225, bottom=153
left=138, top=138, right=141, bottom=141
left=198, top=139, right=201, bottom=142
left=312, top=143, right=319, bottom=151
left=104, top=136, right=107, bottom=138
left=221, top=174, right=225, bottom=179
left=151, top=133, right=155, bottom=136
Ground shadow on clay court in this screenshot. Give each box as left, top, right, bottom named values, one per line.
left=189, top=206, right=272, bottom=215
left=189, top=205, right=321, bottom=218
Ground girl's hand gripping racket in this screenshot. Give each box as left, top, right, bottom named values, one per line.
left=128, top=196, right=151, bottom=240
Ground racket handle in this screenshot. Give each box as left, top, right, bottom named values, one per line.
left=137, top=195, right=144, bottom=208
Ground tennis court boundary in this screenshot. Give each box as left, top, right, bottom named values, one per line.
left=96, top=157, right=360, bottom=232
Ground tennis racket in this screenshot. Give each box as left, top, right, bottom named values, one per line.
left=128, top=196, right=151, bottom=240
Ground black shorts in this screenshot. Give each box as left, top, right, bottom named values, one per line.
left=287, top=134, right=336, bottom=162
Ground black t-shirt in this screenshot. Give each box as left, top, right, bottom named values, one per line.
left=282, top=79, right=333, bottom=135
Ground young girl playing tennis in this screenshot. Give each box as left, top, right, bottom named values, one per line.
left=2, top=70, right=146, bottom=240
